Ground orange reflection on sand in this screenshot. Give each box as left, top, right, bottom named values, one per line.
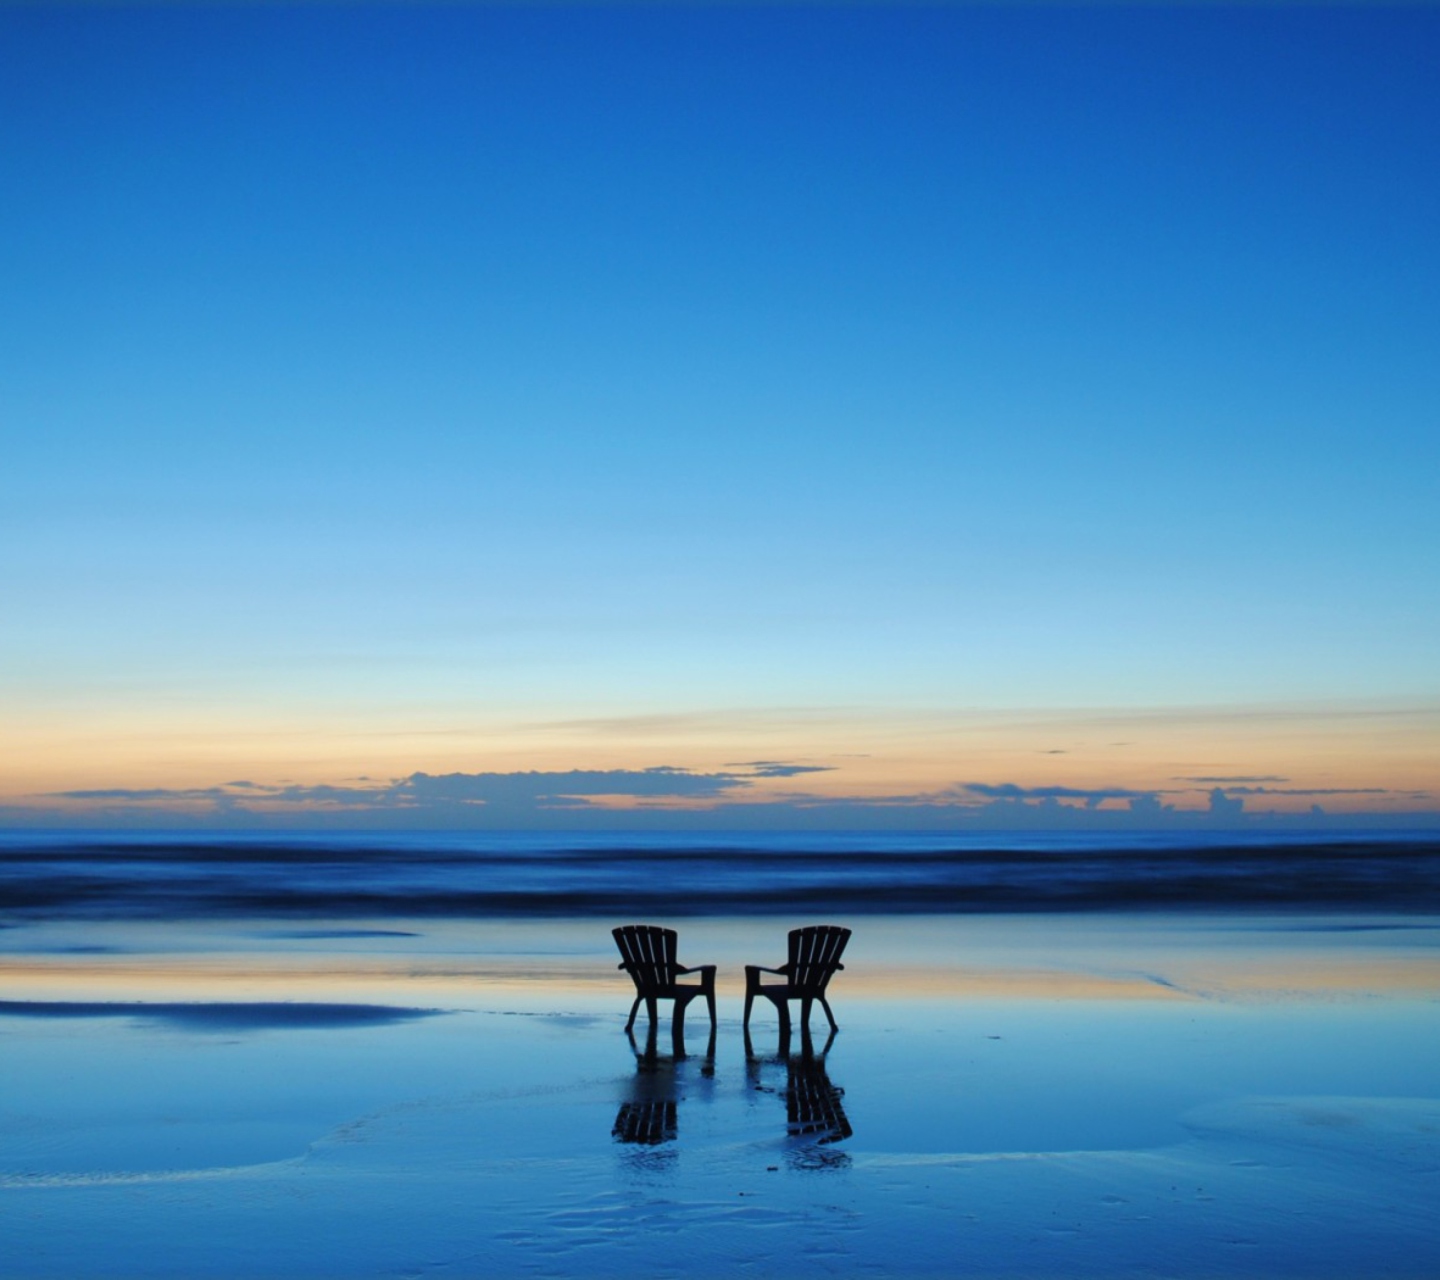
left=9, top=949, right=1437, bottom=1008
left=838, top=966, right=1195, bottom=1001
left=1159, top=957, right=1440, bottom=1000
left=0, top=955, right=633, bottom=1008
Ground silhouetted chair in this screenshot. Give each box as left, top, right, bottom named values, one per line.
left=744, top=925, right=851, bottom=1038
left=613, top=924, right=716, bottom=1044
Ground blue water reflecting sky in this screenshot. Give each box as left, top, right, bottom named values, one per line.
left=2, top=910, right=1437, bottom=1274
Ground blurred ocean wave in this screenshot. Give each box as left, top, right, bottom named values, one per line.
left=1, top=830, right=1437, bottom=919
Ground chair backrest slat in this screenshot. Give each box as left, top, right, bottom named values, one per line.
left=613, top=924, right=680, bottom=991
left=787, top=925, right=851, bottom=994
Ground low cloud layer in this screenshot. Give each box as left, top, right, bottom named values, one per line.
left=53, top=763, right=831, bottom=814
left=1176, top=775, right=1290, bottom=784
left=955, top=782, right=1160, bottom=809
left=34, top=764, right=1420, bottom=831
left=1215, top=786, right=1390, bottom=797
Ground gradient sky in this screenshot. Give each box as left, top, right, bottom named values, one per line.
left=3, top=3, right=1437, bottom=827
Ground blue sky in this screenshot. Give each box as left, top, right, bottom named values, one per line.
left=2, top=4, right=1437, bottom=827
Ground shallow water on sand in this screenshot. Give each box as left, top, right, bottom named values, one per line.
left=2, top=913, right=1438, bottom=1277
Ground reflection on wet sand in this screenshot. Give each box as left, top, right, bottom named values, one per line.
left=612, top=1024, right=717, bottom=1150
left=0, top=999, right=442, bottom=1032
left=612, top=1023, right=852, bottom=1169
left=746, top=1026, right=853, bottom=1168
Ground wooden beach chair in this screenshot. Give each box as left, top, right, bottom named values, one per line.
left=743, top=925, right=851, bottom=1038
left=612, top=924, right=717, bottom=1042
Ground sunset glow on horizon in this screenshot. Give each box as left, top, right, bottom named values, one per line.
left=3, top=4, right=1436, bottom=831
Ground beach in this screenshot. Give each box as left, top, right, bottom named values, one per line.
left=3, top=886, right=1439, bottom=1278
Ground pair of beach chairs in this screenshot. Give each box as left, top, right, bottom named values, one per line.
left=612, top=923, right=851, bottom=1042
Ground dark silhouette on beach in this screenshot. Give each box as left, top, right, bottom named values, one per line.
left=746, top=1025, right=853, bottom=1168
left=612, top=1022, right=716, bottom=1148
left=612, top=924, right=717, bottom=1049
left=744, top=925, right=851, bottom=1041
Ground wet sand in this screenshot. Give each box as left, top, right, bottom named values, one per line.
left=2, top=913, right=1438, bottom=1277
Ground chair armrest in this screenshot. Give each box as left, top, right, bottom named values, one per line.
left=674, top=964, right=716, bottom=975
left=747, top=965, right=788, bottom=976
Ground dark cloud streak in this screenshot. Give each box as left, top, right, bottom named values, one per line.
left=1177, top=775, right=1289, bottom=784
left=52, top=763, right=829, bottom=811
left=1215, top=786, right=1390, bottom=797
left=957, top=782, right=1160, bottom=810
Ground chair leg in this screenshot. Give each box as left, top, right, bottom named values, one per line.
left=775, top=997, right=791, bottom=1040
left=820, top=996, right=838, bottom=1033
left=645, top=996, right=658, bottom=1029
left=798, top=1019, right=814, bottom=1057
left=801, top=997, right=813, bottom=1033
left=743, top=990, right=754, bottom=1028
left=699, top=969, right=717, bottom=1029
left=625, top=996, right=642, bottom=1032
left=776, top=1021, right=792, bottom=1059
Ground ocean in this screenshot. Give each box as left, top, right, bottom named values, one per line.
left=3, top=828, right=1437, bottom=919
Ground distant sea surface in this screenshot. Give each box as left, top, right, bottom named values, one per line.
left=2, top=830, right=1438, bottom=919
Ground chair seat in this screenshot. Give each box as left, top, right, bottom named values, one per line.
left=745, top=979, right=806, bottom=999
left=652, top=979, right=710, bottom=999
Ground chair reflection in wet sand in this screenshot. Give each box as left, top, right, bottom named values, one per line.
left=744, top=924, right=851, bottom=1041
left=745, top=1025, right=853, bottom=1162
left=613, top=924, right=717, bottom=1049
left=612, top=1021, right=716, bottom=1148
left=785, top=1041, right=853, bottom=1147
